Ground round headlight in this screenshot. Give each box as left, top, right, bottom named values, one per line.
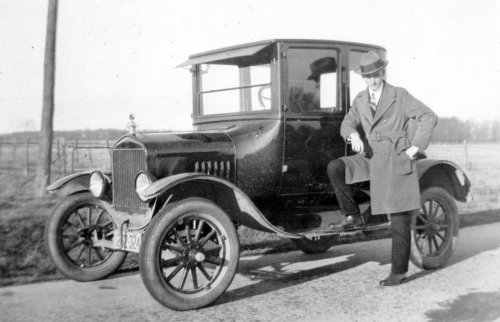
left=89, top=171, right=108, bottom=198
left=135, top=172, right=153, bottom=202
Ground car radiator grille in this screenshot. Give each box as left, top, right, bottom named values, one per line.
left=194, top=160, right=231, bottom=180
left=112, top=149, right=148, bottom=214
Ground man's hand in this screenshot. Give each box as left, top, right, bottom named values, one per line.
left=405, top=145, right=419, bottom=159
left=349, top=133, right=364, bottom=154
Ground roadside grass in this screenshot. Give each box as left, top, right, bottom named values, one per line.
left=1, top=143, right=500, bottom=287
left=0, top=171, right=60, bottom=285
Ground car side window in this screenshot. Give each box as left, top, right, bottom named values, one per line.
left=287, top=48, right=340, bottom=114
left=349, top=50, right=368, bottom=106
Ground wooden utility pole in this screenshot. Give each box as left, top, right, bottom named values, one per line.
left=36, top=0, right=58, bottom=197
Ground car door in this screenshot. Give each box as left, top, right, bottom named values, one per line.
left=279, top=43, right=346, bottom=197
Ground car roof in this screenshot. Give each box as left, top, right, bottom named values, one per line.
left=188, top=39, right=385, bottom=59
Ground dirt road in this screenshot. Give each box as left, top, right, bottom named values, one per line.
left=2, top=222, right=500, bottom=322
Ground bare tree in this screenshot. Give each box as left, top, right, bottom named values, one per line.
left=36, top=0, right=58, bottom=197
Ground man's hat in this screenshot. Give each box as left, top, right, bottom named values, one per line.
left=307, top=57, right=337, bottom=82
left=355, top=51, right=388, bottom=75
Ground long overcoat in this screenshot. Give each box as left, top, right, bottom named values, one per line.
left=340, top=82, right=437, bottom=215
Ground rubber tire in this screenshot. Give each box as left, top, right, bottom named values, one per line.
left=139, top=197, right=240, bottom=311
left=410, top=187, right=459, bottom=269
left=292, top=234, right=339, bottom=254
left=45, top=192, right=127, bottom=282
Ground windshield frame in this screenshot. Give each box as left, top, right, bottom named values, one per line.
left=192, top=44, right=280, bottom=124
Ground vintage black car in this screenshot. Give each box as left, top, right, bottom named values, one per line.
left=45, top=39, right=471, bottom=311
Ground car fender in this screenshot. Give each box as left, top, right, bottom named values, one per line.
left=416, top=159, right=471, bottom=202
left=142, top=173, right=302, bottom=239
left=46, top=171, right=93, bottom=196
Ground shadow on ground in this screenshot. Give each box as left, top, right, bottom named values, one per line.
left=216, top=242, right=389, bottom=306
left=459, top=208, right=500, bottom=228
left=110, top=208, right=500, bottom=277
left=426, top=291, right=500, bottom=322
left=212, top=209, right=500, bottom=306
left=2, top=209, right=499, bottom=287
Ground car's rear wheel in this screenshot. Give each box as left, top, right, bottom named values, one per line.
left=410, top=187, right=458, bottom=269
left=139, top=197, right=239, bottom=311
left=45, top=192, right=127, bottom=281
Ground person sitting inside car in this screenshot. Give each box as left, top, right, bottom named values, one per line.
left=289, top=56, right=337, bottom=111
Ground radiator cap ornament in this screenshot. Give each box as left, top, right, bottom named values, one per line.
left=127, top=114, right=137, bottom=135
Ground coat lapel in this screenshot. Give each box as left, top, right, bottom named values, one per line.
left=371, top=83, right=395, bottom=128
left=357, top=90, right=374, bottom=124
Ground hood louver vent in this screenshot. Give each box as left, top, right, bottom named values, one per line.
left=194, top=160, right=231, bottom=180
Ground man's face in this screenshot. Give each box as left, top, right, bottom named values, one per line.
left=362, top=70, right=384, bottom=91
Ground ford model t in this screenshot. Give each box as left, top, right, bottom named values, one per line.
left=45, top=39, right=471, bottom=311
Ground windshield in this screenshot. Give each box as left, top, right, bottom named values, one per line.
left=197, top=53, right=273, bottom=116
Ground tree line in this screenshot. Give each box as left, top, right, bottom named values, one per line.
left=432, top=117, right=500, bottom=143
left=2, top=117, right=500, bottom=143
left=0, top=129, right=127, bottom=142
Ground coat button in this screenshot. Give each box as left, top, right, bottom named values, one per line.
left=383, top=119, right=388, bottom=123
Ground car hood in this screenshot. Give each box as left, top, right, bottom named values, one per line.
left=114, top=131, right=235, bottom=179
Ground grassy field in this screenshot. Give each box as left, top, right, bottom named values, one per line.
left=1, top=143, right=499, bottom=286
left=427, top=143, right=500, bottom=213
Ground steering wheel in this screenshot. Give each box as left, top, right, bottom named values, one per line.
left=257, top=85, right=271, bottom=107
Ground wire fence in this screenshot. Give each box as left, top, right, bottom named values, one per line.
left=0, top=137, right=491, bottom=184
left=0, top=138, right=113, bottom=182
left=2, top=138, right=498, bottom=215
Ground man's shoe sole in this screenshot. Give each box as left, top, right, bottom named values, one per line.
left=379, top=277, right=407, bottom=286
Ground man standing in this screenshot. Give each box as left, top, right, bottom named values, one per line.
left=327, top=51, right=437, bottom=286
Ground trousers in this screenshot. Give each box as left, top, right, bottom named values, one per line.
left=327, top=158, right=413, bottom=274
left=326, top=159, right=360, bottom=216
left=389, top=211, right=412, bottom=274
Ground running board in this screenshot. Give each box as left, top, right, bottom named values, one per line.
left=299, top=222, right=391, bottom=238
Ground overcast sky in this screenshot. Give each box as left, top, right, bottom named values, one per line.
left=0, top=0, right=499, bottom=134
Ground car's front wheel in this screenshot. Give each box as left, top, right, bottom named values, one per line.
left=139, top=197, right=239, bottom=311
left=410, top=187, right=459, bottom=269
left=45, top=192, right=127, bottom=281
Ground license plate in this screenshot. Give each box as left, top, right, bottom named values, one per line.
left=113, top=231, right=142, bottom=253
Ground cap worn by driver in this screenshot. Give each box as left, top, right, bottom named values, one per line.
left=307, top=57, right=337, bottom=82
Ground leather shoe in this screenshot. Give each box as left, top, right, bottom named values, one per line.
left=330, top=215, right=365, bottom=230
left=379, top=273, right=407, bottom=286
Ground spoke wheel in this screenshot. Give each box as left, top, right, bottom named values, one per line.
left=410, top=187, right=458, bottom=269
left=292, top=234, right=339, bottom=254
left=45, top=193, right=126, bottom=281
left=140, top=198, right=239, bottom=311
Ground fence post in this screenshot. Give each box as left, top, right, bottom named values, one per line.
left=62, top=139, right=67, bottom=176
left=56, top=138, right=61, bottom=159
left=88, top=145, right=92, bottom=168
left=464, top=139, right=469, bottom=169
left=25, top=138, right=29, bottom=178
left=12, top=137, right=17, bottom=161
left=0, top=136, right=3, bottom=161
left=106, top=138, right=112, bottom=159
left=71, top=138, right=78, bottom=174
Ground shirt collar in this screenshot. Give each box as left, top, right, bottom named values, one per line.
left=368, top=82, right=384, bottom=104
left=369, top=82, right=384, bottom=95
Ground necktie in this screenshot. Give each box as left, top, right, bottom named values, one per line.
left=369, top=92, right=377, bottom=116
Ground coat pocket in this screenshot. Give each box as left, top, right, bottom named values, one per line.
left=396, top=150, right=413, bottom=175
left=394, top=137, right=413, bottom=175
left=394, top=137, right=410, bottom=154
